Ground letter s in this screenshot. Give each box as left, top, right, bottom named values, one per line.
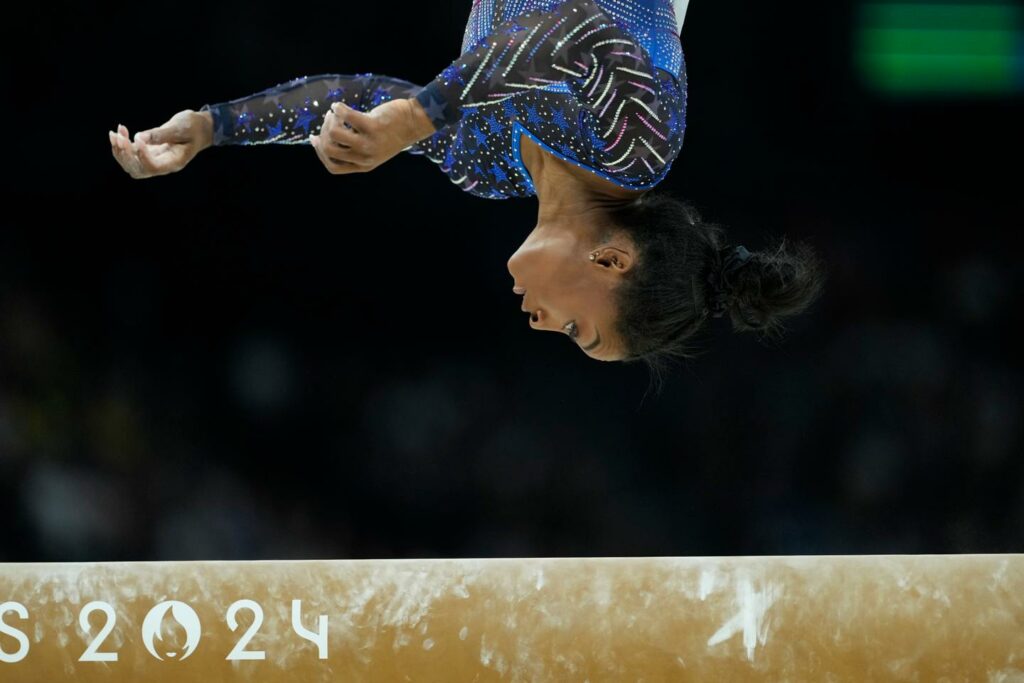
left=0, top=602, right=30, bottom=663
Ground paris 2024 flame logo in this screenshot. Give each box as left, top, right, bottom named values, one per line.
left=141, top=600, right=201, bottom=661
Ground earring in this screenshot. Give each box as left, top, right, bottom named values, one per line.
left=589, top=253, right=597, bottom=261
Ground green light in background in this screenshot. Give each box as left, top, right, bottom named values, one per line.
left=855, top=2, right=1024, bottom=96
left=860, top=3, right=1020, bottom=29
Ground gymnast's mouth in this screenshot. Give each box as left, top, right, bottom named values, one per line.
left=516, top=290, right=530, bottom=311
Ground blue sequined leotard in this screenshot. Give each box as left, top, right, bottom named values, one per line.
left=198, top=0, right=687, bottom=200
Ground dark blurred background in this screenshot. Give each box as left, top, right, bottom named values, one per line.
left=2, top=1, right=1022, bottom=560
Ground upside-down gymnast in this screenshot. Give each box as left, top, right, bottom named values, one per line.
left=109, top=0, right=824, bottom=371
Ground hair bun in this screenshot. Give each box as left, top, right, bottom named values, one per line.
left=725, top=237, right=826, bottom=334
left=707, top=245, right=754, bottom=318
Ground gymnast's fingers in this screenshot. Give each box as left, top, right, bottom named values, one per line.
left=310, top=134, right=364, bottom=174
left=315, top=120, right=374, bottom=165
left=325, top=113, right=363, bottom=150
left=331, top=101, right=377, bottom=135
left=322, top=135, right=373, bottom=165
left=110, top=131, right=142, bottom=178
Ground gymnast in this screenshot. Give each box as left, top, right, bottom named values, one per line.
left=109, top=0, right=824, bottom=371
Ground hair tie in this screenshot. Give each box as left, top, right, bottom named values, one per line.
left=706, top=245, right=753, bottom=318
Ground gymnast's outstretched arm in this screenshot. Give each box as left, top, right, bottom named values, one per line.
left=108, top=73, right=435, bottom=179
left=195, top=73, right=428, bottom=147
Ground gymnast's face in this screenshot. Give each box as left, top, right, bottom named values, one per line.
left=507, top=228, right=635, bottom=362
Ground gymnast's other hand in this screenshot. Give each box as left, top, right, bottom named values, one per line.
left=309, top=99, right=426, bottom=175
left=108, top=110, right=213, bottom=179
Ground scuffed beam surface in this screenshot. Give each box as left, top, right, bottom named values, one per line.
left=1, top=555, right=1022, bottom=681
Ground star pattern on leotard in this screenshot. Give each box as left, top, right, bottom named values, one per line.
left=371, top=86, right=393, bottom=107
left=470, top=124, right=488, bottom=147
left=319, top=76, right=347, bottom=104
left=550, top=107, right=569, bottom=133
left=321, top=76, right=344, bottom=92
left=487, top=66, right=508, bottom=89
left=265, top=119, right=283, bottom=139
left=453, top=126, right=467, bottom=152
left=483, top=113, right=505, bottom=135
left=418, top=89, right=450, bottom=129
left=502, top=98, right=519, bottom=119
left=235, top=103, right=255, bottom=135
left=441, top=63, right=464, bottom=87
left=294, top=109, right=318, bottom=134
left=261, top=92, right=284, bottom=107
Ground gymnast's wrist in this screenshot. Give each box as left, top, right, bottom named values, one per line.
left=194, top=110, right=215, bottom=150
left=405, top=97, right=438, bottom=142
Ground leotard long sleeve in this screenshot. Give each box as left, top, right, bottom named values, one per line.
left=197, top=0, right=686, bottom=200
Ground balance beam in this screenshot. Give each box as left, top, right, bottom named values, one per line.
left=1, top=555, right=1021, bottom=681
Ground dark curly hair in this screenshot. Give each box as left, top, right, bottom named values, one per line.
left=602, top=190, right=827, bottom=390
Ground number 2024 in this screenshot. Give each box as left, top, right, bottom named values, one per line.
left=0, top=599, right=328, bottom=664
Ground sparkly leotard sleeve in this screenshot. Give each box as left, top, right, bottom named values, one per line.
left=196, top=0, right=686, bottom=200
left=197, top=73, right=427, bottom=148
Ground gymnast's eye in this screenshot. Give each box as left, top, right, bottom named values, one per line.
left=563, top=321, right=580, bottom=340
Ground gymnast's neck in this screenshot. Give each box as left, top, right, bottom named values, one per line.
left=521, top=137, right=648, bottom=226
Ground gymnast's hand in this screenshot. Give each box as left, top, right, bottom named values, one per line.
left=309, top=98, right=432, bottom=175
left=108, top=110, right=212, bottom=179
